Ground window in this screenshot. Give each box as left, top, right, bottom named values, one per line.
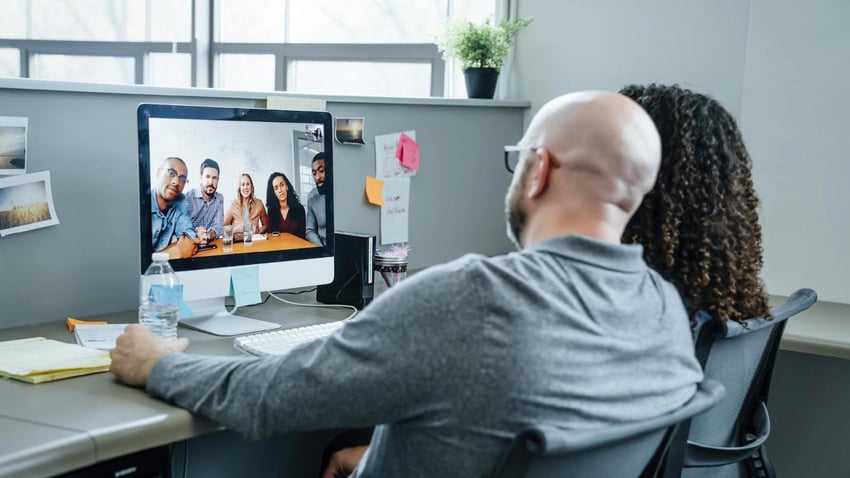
left=0, top=0, right=495, bottom=97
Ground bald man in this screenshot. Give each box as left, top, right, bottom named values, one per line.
left=111, top=92, right=702, bottom=478
left=151, top=156, right=199, bottom=259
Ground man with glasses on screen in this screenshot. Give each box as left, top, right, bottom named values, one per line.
left=111, top=91, right=702, bottom=478
left=151, top=156, right=198, bottom=259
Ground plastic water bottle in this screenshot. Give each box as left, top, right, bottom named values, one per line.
left=139, top=252, right=180, bottom=340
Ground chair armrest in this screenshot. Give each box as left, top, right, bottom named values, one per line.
left=683, top=401, right=771, bottom=467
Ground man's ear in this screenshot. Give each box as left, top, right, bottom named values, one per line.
left=527, top=148, right=552, bottom=199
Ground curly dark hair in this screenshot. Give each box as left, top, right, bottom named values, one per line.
left=619, top=83, right=770, bottom=325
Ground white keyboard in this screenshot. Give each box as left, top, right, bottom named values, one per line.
left=233, top=321, right=344, bottom=357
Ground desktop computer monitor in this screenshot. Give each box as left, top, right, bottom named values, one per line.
left=137, top=103, right=334, bottom=335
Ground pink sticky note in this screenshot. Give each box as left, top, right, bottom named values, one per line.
left=395, top=137, right=404, bottom=161
left=398, top=133, right=420, bottom=171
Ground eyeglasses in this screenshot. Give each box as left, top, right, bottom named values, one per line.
left=164, top=168, right=189, bottom=184
left=503, top=145, right=563, bottom=174
left=503, top=145, right=530, bottom=173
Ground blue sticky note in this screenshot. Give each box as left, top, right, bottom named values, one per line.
left=231, top=266, right=262, bottom=306
left=150, top=284, right=194, bottom=318
left=150, top=284, right=182, bottom=306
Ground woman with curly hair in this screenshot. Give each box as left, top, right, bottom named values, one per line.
left=618, top=83, right=770, bottom=325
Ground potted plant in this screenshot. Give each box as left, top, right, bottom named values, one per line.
left=436, top=16, right=533, bottom=99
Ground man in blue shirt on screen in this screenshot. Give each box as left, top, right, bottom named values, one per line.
left=151, top=156, right=198, bottom=259
left=185, top=158, right=224, bottom=246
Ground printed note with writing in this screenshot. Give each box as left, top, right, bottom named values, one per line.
left=380, top=177, right=410, bottom=245
left=375, top=130, right=416, bottom=178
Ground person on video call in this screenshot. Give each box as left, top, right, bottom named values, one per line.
left=224, top=173, right=268, bottom=241
left=151, top=156, right=198, bottom=259
left=110, top=91, right=702, bottom=478
left=185, top=158, right=224, bottom=247
left=305, top=152, right=327, bottom=246
left=266, top=172, right=306, bottom=239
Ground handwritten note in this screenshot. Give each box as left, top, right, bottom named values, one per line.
left=396, top=132, right=420, bottom=171
left=365, top=176, right=386, bottom=206
left=375, top=131, right=416, bottom=178
left=380, top=177, right=410, bottom=245
left=230, top=266, right=262, bottom=306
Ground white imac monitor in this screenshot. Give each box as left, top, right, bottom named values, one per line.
left=137, top=104, right=334, bottom=336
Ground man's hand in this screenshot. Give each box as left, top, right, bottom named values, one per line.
left=176, top=234, right=200, bottom=258
left=321, top=446, right=368, bottom=478
left=163, top=234, right=200, bottom=259
left=196, top=226, right=209, bottom=246
left=109, top=324, right=189, bottom=387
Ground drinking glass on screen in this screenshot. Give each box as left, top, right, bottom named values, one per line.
left=243, top=223, right=253, bottom=247
left=222, top=225, right=234, bottom=253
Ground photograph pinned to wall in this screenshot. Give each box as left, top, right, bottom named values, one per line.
left=335, top=117, right=366, bottom=145
left=0, top=116, right=28, bottom=175
left=375, top=130, right=416, bottom=178
left=0, top=171, right=60, bottom=237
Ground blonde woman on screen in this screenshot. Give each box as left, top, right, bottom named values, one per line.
left=224, top=173, right=269, bottom=241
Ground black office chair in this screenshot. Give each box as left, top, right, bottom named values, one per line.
left=493, top=379, right=725, bottom=478
left=677, top=288, right=818, bottom=478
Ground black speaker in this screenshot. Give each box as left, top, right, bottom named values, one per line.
left=317, top=231, right=375, bottom=309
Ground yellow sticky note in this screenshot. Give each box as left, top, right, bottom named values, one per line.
left=66, top=317, right=107, bottom=332
left=365, top=176, right=386, bottom=206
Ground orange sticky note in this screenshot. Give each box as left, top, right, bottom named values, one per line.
left=365, top=176, right=385, bottom=206
left=66, top=317, right=107, bottom=331
left=398, top=133, right=420, bottom=171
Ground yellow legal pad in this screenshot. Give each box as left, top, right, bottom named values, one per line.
left=0, top=337, right=111, bottom=384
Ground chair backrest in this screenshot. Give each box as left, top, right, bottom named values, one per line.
left=493, top=379, right=725, bottom=478
left=682, top=288, right=817, bottom=478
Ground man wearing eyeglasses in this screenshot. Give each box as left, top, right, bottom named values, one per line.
left=151, top=156, right=198, bottom=259
left=113, top=92, right=702, bottom=478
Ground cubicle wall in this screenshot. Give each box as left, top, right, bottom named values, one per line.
left=0, top=79, right=526, bottom=328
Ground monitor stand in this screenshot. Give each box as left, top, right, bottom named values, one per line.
left=178, top=298, right=281, bottom=336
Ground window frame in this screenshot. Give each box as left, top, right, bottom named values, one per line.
left=0, top=1, right=448, bottom=96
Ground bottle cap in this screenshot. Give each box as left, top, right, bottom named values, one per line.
left=151, top=252, right=169, bottom=262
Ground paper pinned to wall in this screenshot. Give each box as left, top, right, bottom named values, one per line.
left=375, top=130, right=416, bottom=178
left=0, top=116, right=27, bottom=176
left=266, top=96, right=327, bottom=112
left=380, top=177, right=410, bottom=245
left=0, top=170, right=60, bottom=237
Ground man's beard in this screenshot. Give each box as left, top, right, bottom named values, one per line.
left=316, top=182, right=327, bottom=195
left=505, top=166, right=529, bottom=249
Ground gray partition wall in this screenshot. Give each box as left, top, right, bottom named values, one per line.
left=0, top=79, right=527, bottom=328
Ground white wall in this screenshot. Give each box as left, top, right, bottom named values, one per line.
left=741, top=0, right=850, bottom=304
left=511, top=0, right=749, bottom=117
left=511, top=0, right=850, bottom=304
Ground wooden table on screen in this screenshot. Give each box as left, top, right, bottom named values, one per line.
left=193, top=233, right=317, bottom=257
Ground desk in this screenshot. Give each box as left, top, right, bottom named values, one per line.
left=194, top=233, right=317, bottom=258
left=773, top=294, right=850, bottom=360
left=0, top=295, right=349, bottom=478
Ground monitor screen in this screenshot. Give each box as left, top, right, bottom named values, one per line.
left=137, top=104, right=334, bottom=328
